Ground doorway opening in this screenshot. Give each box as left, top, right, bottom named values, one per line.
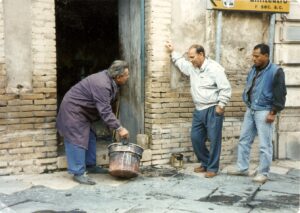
left=55, top=0, right=119, bottom=154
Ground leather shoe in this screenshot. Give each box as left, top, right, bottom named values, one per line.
left=194, top=166, right=206, bottom=173
left=73, top=174, right=96, bottom=185
left=205, top=172, right=217, bottom=178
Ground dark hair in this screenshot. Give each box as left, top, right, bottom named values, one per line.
left=189, top=44, right=205, bottom=57
left=107, top=60, right=129, bottom=78
left=254, top=43, right=269, bottom=56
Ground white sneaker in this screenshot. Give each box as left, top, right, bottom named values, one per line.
left=253, top=174, right=268, bottom=184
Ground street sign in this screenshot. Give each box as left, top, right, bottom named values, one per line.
left=208, top=0, right=290, bottom=13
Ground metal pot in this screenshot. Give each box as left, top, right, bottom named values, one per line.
left=108, top=142, right=144, bottom=178
left=170, top=153, right=183, bottom=169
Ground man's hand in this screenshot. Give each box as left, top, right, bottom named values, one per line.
left=266, top=113, right=276, bottom=123
left=118, top=127, right=129, bottom=139
left=165, top=41, right=174, bottom=52
left=215, top=105, right=225, bottom=115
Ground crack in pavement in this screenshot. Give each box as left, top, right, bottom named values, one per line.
left=245, top=186, right=260, bottom=212
left=197, top=187, right=219, bottom=201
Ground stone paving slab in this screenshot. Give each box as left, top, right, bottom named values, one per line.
left=261, top=180, right=300, bottom=195
left=275, top=160, right=300, bottom=170
left=270, top=166, right=290, bottom=175
left=4, top=201, right=69, bottom=213
left=251, top=207, right=299, bottom=213
left=254, top=190, right=299, bottom=206
left=205, top=181, right=259, bottom=207
left=0, top=178, right=31, bottom=195
left=269, top=172, right=299, bottom=183
left=221, top=164, right=257, bottom=176
left=0, top=160, right=299, bottom=213
left=159, top=199, right=251, bottom=213
left=288, top=169, right=300, bottom=178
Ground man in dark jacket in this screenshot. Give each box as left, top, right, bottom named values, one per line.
left=56, top=60, right=129, bottom=185
left=228, top=44, right=287, bottom=183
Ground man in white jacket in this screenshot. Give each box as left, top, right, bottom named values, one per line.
left=166, top=42, right=232, bottom=178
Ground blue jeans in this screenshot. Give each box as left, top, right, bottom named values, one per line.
left=64, top=130, right=97, bottom=175
left=237, top=108, right=274, bottom=176
left=191, top=106, right=224, bottom=172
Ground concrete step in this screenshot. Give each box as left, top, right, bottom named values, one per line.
left=57, top=140, right=110, bottom=169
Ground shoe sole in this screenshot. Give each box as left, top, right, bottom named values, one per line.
left=227, top=171, right=249, bottom=176
left=194, top=170, right=206, bottom=173
left=205, top=173, right=217, bottom=178
left=253, top=178, right=267, bottom=184
left=194, top=167, right=206, bottom=173
left=73, top=177, right=96, bottom=185
left=74, top=180, right=96, bottom=185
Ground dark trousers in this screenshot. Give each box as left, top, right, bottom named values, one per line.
left=64, top=130, right=97, bottom=175
left=191, top=106, right=224, bottom=172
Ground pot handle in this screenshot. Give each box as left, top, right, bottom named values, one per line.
left=121, top=138, right=129, bottom=145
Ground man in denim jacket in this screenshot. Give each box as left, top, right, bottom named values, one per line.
left=166, top=42, right=232, bottom=178
left=229, top=44, right=287, bottom=183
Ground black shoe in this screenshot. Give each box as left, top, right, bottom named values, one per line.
left=73, top=174, right=96, bottom=185
left=86, top=165, right=108, bottom=174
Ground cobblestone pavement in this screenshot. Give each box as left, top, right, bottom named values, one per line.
left=0, top=160, right=299, bottom=213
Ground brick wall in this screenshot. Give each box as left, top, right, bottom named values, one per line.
left=0, top=0, right=265, bottom=174
left=0, top=0, right=57, bottom=175
left=144, top=0, right=192, bottom=165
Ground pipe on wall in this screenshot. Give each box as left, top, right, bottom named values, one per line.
left=268, top=13, right=276, bottom=62
left=268, top=13, right=278, bottom=159
left=215, top=11, right=223, bottom=63
left=140, top=0, right=145, bottom=133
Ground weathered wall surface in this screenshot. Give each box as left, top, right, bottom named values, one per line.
left=0, top=0, right=57, bottom=175
left=0, top=0, right=299, bottom=175
left=4, top=0, right=32, bottom=93
left=144, top=0, right=291, bottom=167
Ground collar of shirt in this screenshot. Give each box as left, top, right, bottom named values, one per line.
left=199, top=58, right=208, bottom=72
left=112, top=77, right=117, bottom=89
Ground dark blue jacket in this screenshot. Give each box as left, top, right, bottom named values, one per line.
left=243, top=62, right=286, bottom=112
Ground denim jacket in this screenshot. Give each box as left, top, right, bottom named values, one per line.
left=243, top=62, right=278, bottom=111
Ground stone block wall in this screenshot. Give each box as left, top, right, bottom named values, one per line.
left=0, top=0, right=57, bottom=175
left=278, top=108, right=300, bottom=160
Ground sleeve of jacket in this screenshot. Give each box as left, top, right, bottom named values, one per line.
left=171, top=51, right=193, bottom=76
left=215, top=66, right=232, bottom=108
left=272, top=68, right=287, bottom=112
left=91, top=81, right=121, bottom=130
